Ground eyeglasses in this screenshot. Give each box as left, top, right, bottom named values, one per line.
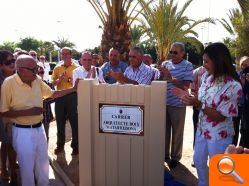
left=38, top=71, right=45, bottom=75
left=169, top=51, right=178, bottom=55
left=21, top=66, right=38, bottom=74
left=82, top=59, right=92, bottom=61
left=4, top=59, right=15, bottom=66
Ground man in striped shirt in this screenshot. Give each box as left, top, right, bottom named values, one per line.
left=110, top=47, right=154, bottom=85
left=160, top=42, right=193, bottom=168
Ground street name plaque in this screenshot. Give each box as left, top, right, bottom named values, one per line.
left=99, top=104, right=144, bottom=135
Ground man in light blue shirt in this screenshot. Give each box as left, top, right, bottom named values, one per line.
left=109, top=47, right=154, bottom=85
left=100, top=48, right=128, bottom=84
left=160, top=42, right=193, bottom=168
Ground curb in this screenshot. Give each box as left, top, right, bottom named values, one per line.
left=48, top=152, right=75, bottom=186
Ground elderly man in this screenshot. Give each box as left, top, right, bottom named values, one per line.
left=143, top=54, right=160, bottom=80
left=0, top=55, right=77, bottom=186
left=52, top=47, right=79, bottom=155
left=101, top=47, right=128, bottom=84
left=73, top=51, right=105, bottom=84
left=160, top=42, right=193, bottom=168
left=110, top=47, right=154, bottom=85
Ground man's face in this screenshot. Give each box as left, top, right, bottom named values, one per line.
left=169, top=45, right=185, bottom=63
left=241, top=59, right=249, bottom=70
left=109, top=49, right=120, bottom=64
left=143, top=55, right=153, bottom=66
left=29, top=52, right=37, bottom=60
left=39, top=56, right=45, bottom=62
left=61, top=49, right=72, bottom=63
left=80, top=53, right=92, bottom=71
left=92, top=55, right=99, bottom=66
left=19, top=58, right=38, bottom=83
left=129, top=50, right=142, bottom=68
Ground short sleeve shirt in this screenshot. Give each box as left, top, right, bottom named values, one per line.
left=51, top=61, right=79, bottom=90
left=0, top=74, right=53, bottom=125
left=162, top=59, right=193, bottom=106
left=197, top=74, right=242, bottom=140
left=124, top=63, right=154, bottom=85
left=101, top=61, right=128, bottom=84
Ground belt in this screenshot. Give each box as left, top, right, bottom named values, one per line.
left=13, top=122, right=42, bottom=128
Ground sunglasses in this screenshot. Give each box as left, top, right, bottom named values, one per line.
left=38, top=71, right=45, bottom=75
left=169, top=51, right=178, bottom=55
left=4, top=59, right=15, bottom=66
left=21, top=66, right=38, bottom=74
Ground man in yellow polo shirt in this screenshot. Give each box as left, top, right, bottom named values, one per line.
left=0, top=55, right=77, bottom=186
left=52, top=47, right=79, bottom=155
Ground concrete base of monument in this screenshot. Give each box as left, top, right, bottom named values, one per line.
left=48, top=106, right=198, bottom=186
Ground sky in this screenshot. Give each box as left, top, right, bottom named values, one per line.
left=0, top=0, right=239, bottom=51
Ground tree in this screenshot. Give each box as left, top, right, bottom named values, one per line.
left=16, top=37, right=42, bottom=52
left=52, top=37, right=75, bottom=49
left=131, top=25, right=145, bottom=46
left=0, top=41, right=17, bottom=52
left=220, top=0, right=249, bottom=58
left=88, top=0, right=144, bottom=61
left=137, top=0, right=214, bottom=62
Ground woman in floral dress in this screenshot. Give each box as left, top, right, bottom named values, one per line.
left=172, top=42, right=242, bottom=186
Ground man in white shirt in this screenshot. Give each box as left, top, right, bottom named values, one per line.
left=73, top=51, right=105, bottom=85
left=38, top=55, right=51, bottom=82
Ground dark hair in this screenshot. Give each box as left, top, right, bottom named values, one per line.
left=203, top=42, right=240, bottom=82
left=0, top=50, right=13, bottom=65
left=130, top=46, right=144, bottom=55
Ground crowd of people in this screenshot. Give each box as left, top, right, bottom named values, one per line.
left=0, top=41, right=248, bottom=186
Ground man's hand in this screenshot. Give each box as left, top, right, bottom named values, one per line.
left=27, top=107, right=43, bottom=115
left=225, top=144, right=249, bottom=154
left=158, top=65, right=172, bottom=80
left=109, top=70, right=126, bottom=84
left=86, top=67, right=96, bottom=78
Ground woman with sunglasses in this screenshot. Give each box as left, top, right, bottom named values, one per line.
left=0, top=50, right=17, bottom=184
left=37, top=64, right=54, bottom=142
left=172, top=43, right=242, bottom=186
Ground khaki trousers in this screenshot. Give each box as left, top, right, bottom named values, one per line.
left=165, top=105, right=186, bottom=161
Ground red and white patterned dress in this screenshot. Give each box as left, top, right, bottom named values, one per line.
left=197, top=73, right=242, bottom=140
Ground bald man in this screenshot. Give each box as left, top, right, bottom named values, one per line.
left=73, top=51, right=105, bottom=85
left=0, top=55, right=77, bottom=186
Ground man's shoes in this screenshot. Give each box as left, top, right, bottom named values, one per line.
left=54, top=146, right=64, bottom=155
left=71, top=147, right=79, bottom=155
left=169, top=159, right=179, bottom=169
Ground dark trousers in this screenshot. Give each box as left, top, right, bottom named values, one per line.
left=55, top=93, right=78, bottom=149
left=240, top=103, right=249, bottom=148
left=192, top=107, right=199, bottom=148
left=232, top=106, right=242, bottom=146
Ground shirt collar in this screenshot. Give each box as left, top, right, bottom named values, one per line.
left=14, top=73, right=39, bottom=86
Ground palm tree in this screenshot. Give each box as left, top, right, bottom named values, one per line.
left=52, top=37, right=75, bottom=49
left=131, top=25, right=145, bottom=46
left=137, top=0, right=214, bottom=62
left=88, top=0, right=143, bottom=61
left=220, top=0, right=249, bottom=57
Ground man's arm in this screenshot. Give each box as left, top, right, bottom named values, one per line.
left=2, top=107, right=43, bottom=118
left=109, top=71, right=138, bottom=85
